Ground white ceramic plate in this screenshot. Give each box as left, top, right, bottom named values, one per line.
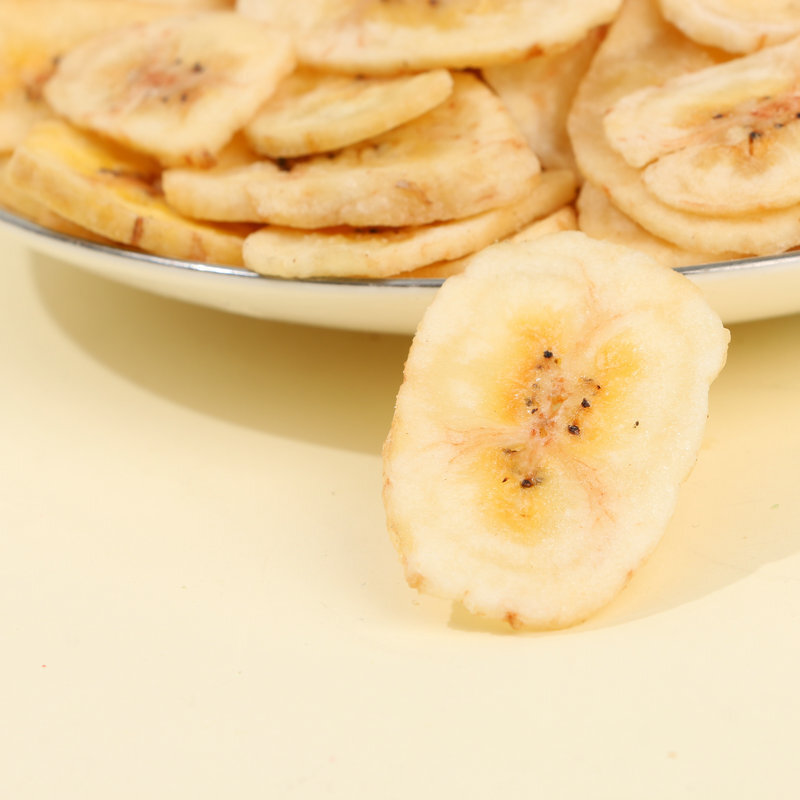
left=3, top=207, right=800, bottom=333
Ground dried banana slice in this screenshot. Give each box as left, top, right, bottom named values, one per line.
left=161, top=134, right=265, bottom=222
left=395, top=173, right=577, bottom=279
left=509, top=205, right=577, bottom=242
left=245, top=69, right=453, bottom=158
left=568, top=0, right=800, bottom=255
left=140, top=1, right=232, bottom=6
left=604, top=35, right=800, bottom=216
left=482, top=29, right=602, bottom=171
left=400, top=207, right=577, bottom=280
left=236, top=0, right=330, bottom=32
left=0, top=78, right=51, bottom=157
left=659, top=0, right=800, bottom=53
left=238, top=0, right=622, bottom=74
left=7, top=119, right=251, bottom=264
left=403, top=206, right=578, bottom=279
left=243, top=170, right=576, bottom=279
left=0, top=0, right=174, bottom=153
left=0, top=156, right=110, bottom=242
left=166, top=72, right=541, bottom=228
left=44, top=12, right=295, bottom=166
left=576, top=182, right=736, bottom=267
left=383, top=231, right=729, bottom=630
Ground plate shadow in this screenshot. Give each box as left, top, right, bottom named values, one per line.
left=31, top=254, right=412, bottom=455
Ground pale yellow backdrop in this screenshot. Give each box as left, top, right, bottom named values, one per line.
left=1, top=230, right=798, bottom=798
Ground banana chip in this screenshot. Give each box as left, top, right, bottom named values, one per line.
left=401, top=206, right=578, bottom=280
left=482, top=29, right=602, bottom=171
left=604, top=35, right=800, bottom=216
left=396, top=172, right=578, bottom=279
left=659, top=0, right=800, bottom=53
left=0, top=155, right=110, bottom=242
left=245, top=69, right=453, bottom=158
left=44, top=12, right=295, bottom=166
left=576, top=181, right=732, bottom=267
left=141, top=1, right=232, bottom=6
left=509, top=205, right=577, bottom=242
left=383, top=231, right=729, bottom=630
left=0, top=82, right=51, bottom=158
left=8, top=119, right=252, bottom=264
left=0, top=0, right=175, bottom=153
left=568, top=0, right=800, bottom=256
left=238, top=0, right=622, bottom=74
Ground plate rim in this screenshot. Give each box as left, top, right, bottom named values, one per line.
left=4, top=205, right=800, bottom=285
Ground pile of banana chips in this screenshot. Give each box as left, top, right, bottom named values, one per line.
left=4, top=0, right=795, bottom=278
left=4, top=0, right=765, bottom=629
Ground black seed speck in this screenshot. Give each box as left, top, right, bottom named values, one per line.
left=192, top=62, right=204, bottom=73
left=567, top=424, right=580, bottom=435
left=276, top=157, right=292, bottom=172
left=502, top=477, right=509, bottom=483
left=530, top=407, right=538, bottom=414
left=581, top=398, right=591, bottom=408
left=749, top=130, right=762, bottom=142
left=520, top=478, right=534, bottom=488
left=634, top=420, right=640, bottom=428
left=712, top=112, right=725, bottom=119
left=775, top=122, right=785, bottom=129
left=543, top=350, right=553, bottom=358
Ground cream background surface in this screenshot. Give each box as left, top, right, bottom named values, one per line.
left=1, top=229, right=799, bottom=798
